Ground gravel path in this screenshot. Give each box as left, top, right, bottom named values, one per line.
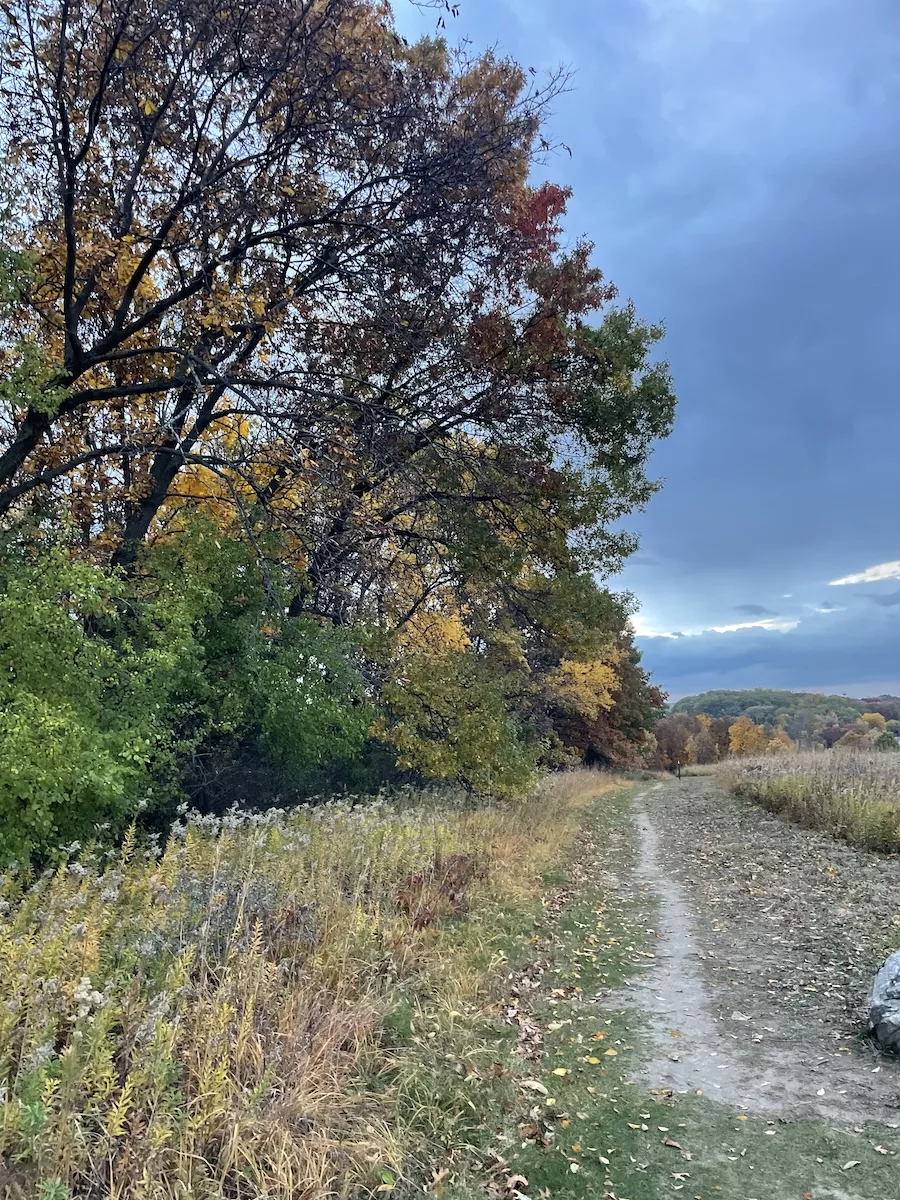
left=607, top=776, right=900, bottom=1125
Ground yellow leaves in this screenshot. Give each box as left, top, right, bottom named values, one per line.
left=728, top=715, right=768, bottom=756
left=551, top=1067, right=570, bottom=1076
left=400, top=610, right=470, bottom=655
left=544, top=657, right=617, bottom=720
left=139, top=97, right=156, bottom=116
left=862, top=712, right=888, bottom=729
left=106, top=1073, right=138, bottom=1138
left=766, top=728, right=795, bottom=754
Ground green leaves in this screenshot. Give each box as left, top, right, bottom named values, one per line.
left=0, top=521, right=374, bottom=862
left=378, top=648, right=540, bottom=798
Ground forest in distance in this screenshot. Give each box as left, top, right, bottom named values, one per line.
left=651, top=686, right=900, bottom=771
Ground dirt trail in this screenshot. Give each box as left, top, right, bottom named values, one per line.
left=603, top=778, right=900, bottom=1125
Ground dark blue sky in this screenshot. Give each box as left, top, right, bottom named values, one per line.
left=400, top=0, right=900, bottom=698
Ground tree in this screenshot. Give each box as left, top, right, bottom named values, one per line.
left=375, top=646, right=538, bottom=797
left=0, top=0, right=677, bottom=826
left=875, top=730, right=899, bottom=751
left=653, top=712, right=702, bottom=772
left=546, top=630, right=665, bottom=768
left=834, top=726, right=875, bottom=751
left=0, top=0, right=674, bottom=606
left=766, top=728, right=795, bottom=754
left=861, top=712, right=888, bottom=730
left=728, top=715, right=767, bottom=756
left=0, top=0, right=547, bottom=542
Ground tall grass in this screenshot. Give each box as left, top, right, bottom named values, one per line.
left=0, top=771, right=615, bottom=1199
left=725, top=751, right=900, bottom=853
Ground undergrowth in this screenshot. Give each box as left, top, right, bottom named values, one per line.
left=0, top=770, right=620, bottom=1200
left=724, top=751, right=900, bottom=853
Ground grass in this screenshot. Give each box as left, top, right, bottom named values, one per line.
left=724, top=750, right=900, bottom=852
left=0, top=770, right=622, bottom=1200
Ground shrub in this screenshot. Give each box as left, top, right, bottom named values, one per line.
left=0, top=523, right=370, bottom=862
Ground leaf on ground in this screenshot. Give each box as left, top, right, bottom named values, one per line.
left=521, top=1080, right=548, bottom=1095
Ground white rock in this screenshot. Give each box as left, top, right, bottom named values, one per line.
left=869, top=951, right=900, bottom=1052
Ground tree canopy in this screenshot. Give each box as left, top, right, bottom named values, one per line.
left=0, top=0, right=674, bottom=859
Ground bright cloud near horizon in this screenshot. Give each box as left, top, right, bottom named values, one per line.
left=399, top=0, right=900, bottom=699
left=829, top=561, right=900, bottom=587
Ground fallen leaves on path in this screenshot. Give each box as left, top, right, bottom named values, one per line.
left=644, top=777, right=900, bottom=1121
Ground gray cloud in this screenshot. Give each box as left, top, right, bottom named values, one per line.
left=859, top=591, right=900, bottom=607
left=637, top=609, right=900, bottom=699
left=734, top=604, right=777, bottom=617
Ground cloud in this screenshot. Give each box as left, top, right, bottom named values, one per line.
left=635, top=607, right=900, bottom=698
left=830, top=560, right=900, bottom=586
left=817, top=600, right=842, bottom=611
left=629, top=615, right=681, bottom=639
left=734, top=603, right=777, bottom=616
left=708, top=618, right=799, bottom=634
left=859, top=590, right=900, bottom=607
left=636, top=615, right=800, bottom=638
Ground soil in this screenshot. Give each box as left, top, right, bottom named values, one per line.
left=601, top=777, right=900, bottom=1125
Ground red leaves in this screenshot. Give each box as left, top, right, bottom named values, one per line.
left=512, top=182, right=571, bottom=249
left=395, top=853, right=486, bottom=929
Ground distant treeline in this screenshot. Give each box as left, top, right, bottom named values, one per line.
left=672, top=689, right=900, bottom=735
left=649, top=688, right=900, bottom=770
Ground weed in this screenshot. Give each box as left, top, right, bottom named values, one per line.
left=0, top=770, right=619, bottom=1198
left=725, top=751, right=900, bottom=852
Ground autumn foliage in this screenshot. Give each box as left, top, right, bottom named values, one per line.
left=0, top=0, right=674, bottom=858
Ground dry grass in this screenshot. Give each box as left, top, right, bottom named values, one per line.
left=0, top=770, right=619, bottom=1200
left=724, top=750, right=900, bottom=853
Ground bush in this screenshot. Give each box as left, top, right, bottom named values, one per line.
left=0, top=771, right=617, bottom=1198
left=0, top=524, right=370, bottom=862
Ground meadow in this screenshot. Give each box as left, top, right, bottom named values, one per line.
left=0, top=772, right=617, bottom=1200
left=725, top=750, right=900, bottom=852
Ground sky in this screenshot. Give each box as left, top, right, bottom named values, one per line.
left=399, top=0, right=900, bottom=699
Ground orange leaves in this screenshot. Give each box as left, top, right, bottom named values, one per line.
left=728, top=715, right=769, bottom=757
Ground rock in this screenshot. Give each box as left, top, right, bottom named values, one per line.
left=868, top=951, right=900, bottom=1052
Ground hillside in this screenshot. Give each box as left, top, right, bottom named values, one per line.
left=671, top=688, right=900, bottom=726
